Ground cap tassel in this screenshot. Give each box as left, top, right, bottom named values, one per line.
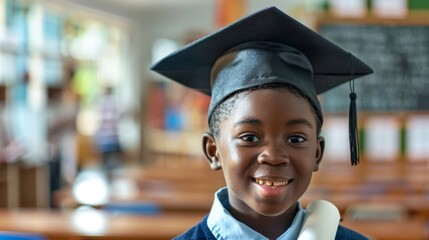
left=348, top=52, right=359, bottom=165
left=349, top=92, right=359, bottom=165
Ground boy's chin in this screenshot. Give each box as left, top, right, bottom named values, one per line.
left=251, top=202, right=298, bottom=217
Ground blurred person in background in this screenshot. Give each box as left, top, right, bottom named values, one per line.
left=93, top=85, right=123, bottom=178
left=47, top=61, right=80, bottom=208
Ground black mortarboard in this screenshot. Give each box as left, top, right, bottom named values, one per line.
left=151, top=6, right=373, bottom=165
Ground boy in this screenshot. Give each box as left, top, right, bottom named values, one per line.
left=151, top=7, right=373, bottom=240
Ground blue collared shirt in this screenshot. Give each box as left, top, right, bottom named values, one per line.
left=207, top=187, right=306, bottom=240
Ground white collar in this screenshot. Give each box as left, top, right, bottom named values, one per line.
left=207, top=187, right=306, bottom=240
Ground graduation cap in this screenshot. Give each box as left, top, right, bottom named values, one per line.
left=151, top=6, right=373, bottom=165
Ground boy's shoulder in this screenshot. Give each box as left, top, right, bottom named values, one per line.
left=173, top=215, right=216, bottom=240
left=336, top=224, right=369, bottom=240
left=173, top=215, right=369, bottom=240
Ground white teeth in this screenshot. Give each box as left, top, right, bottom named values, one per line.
left=255, top=179, right=287, bottom=187
left=273, top=181, right=284, bottom=186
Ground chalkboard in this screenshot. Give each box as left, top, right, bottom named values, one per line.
left=319, top=20, right=429, bottom=113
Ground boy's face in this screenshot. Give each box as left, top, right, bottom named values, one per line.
left=204, top=88, right=324, bottom=217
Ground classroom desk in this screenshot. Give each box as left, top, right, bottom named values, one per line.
left=117, top=185, right=429, bottom=217
left=341, top=219, right=429, bottom=240
left=133, top=191, right=215, bottom=213
left=111, top=163, right=429, bottom=217
left=301, top=192, right=429, bottom=219
left=0, top=209, right=427, bottom=240
left=0, top=209, right=203, bottom=240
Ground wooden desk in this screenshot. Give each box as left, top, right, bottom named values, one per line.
left=55, top=162, right=429, bottom=240
left=135, top=191, right=214, bottom=213
left=109, top=163, right=429, bottom=217
left=0, top=209, right=204, bottom=240
left=0, top=209, right=427, bottom=240
left=341, top=219, right=429, bottom=240
left=302, top=191, right=429, bottom=219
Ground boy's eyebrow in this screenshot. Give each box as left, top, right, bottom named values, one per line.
left=233, top=118, right=261, bottom=128
left=233, top=118, right=314, bottom=129
left=286, top=118, right=314, bottom=129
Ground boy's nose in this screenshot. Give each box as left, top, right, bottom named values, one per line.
left=257, top=143, right=289, bottom=166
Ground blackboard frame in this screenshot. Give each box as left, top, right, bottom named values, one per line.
left=316, top=11, right=429, bottom=27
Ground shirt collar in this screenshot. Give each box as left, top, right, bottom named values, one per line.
left=207, top=187, right=306, bottom=240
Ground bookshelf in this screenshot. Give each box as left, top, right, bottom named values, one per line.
left=0, top=0, right=130, bottom=209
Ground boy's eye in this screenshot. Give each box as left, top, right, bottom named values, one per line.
left=288, top=136, right=306, bottom=144
left=239, top=134, right=260, bottom=143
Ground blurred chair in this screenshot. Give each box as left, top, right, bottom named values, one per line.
left=102, top=202, right=161, bottom=215
left=0, top=232, right=46, bottom=240
left=344, top=202, right=408, bottom=221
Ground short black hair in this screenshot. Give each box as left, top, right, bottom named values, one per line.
left=208, top=83, right=322, bottom=137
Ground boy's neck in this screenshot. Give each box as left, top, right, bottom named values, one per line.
left=228, top=202, right=299, bottom=239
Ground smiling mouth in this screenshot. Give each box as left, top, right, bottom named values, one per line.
left=253, top=178, right=291, bottom=187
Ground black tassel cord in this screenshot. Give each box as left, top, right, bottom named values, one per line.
left=349, top=53, right=359, bottom=165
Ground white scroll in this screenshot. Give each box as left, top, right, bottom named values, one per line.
left=298, top=200, right=340, bottom=240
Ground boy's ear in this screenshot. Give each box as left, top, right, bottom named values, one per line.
left=202, top=132, right=222, bottom=170
left=313, top=136, right=325, bottom=172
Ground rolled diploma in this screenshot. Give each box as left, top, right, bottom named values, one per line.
left=297, top=200, right=340, bottom=240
